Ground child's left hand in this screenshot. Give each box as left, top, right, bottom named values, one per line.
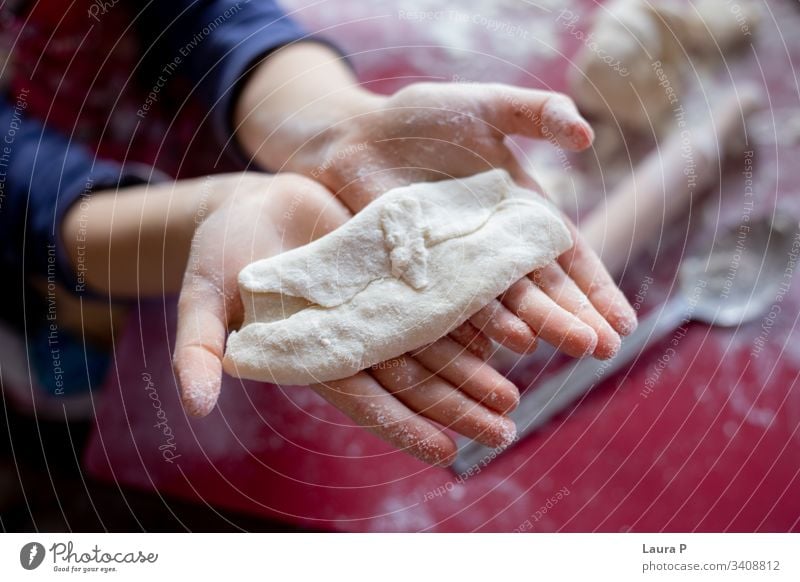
left=172, top=172, right=520, bottom=466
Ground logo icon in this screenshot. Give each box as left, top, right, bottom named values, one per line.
left=20, top=542, right=46, bottom=570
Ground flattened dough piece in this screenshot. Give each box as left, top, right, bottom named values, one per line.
left=223, top=169, right=572, bottom=385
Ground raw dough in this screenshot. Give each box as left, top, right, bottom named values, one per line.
left=223, top=169, right=572, bottom=385
left=569, top=0, right=760, bottom=134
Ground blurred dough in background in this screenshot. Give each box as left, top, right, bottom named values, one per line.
left=569, top=0, right=759, bottom=137
left=564, top=0, right=760, bottom=198
left=569, top=0, right=761, bottom=139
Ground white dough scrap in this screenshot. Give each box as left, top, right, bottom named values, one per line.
left=223, top=169, right=573, bottom=385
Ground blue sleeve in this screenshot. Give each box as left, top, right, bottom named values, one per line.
left=0, top=94, right=158, bottom=293
left=139, top=0, right=312, bottom=162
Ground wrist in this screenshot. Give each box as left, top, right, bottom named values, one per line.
left=239, top=81, right=385, bottom=174
left=233, top=42, right=386, bottom=174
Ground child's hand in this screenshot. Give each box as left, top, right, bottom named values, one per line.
left=238, top=61, right=638, bottom=359
left=172, top=172, right=518, bottom=466
left=312, top=84, right=638, bottom=361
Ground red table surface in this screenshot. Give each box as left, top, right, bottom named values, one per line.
left=84, top=0, right=800, bottom=531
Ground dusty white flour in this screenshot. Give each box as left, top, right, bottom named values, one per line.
left=223, top=169, right=572, bottom=385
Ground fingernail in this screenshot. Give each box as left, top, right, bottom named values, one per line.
left=594, top=330, right=622, bottom=360
left=617, top=318, right=636, bottom=336
left=435, top=454, right=457, bottom=468
left=181, top=381, right=218, bottom=417
left=616, top=307, right=639, bottom=336
left=571, top=323, right=599, bottom=357
left=579, top=121, right=595, bottom=147
left=495, top=419, right=518, bottom=449
left=486, top=383, right=520, bottom=415
left=543, top=97, right=593, bottom=151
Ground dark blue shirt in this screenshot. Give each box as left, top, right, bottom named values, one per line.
left=0, top=0, right=309, bottom=328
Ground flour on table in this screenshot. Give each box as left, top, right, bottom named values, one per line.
left=223, top=169, right=572, bottom=385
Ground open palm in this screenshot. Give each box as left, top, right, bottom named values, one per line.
left=294, top=83, right=638, bottom=360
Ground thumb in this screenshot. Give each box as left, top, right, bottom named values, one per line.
left=474, top=84, right=595, bottom=151
left=173, top=274, right=229, bottom=417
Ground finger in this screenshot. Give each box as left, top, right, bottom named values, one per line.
left=476, top=85, right=595, bottom=151
left=530, top=264, right=621, bottom=359
left=371, top=356, right=517, bottom=449
left=174, top=275, right=228, bottom=417
left=558, top=219, right=639, bottom=336
left=448, top=321, right=494, bottom=360
left=502, top=277, right=599, bottom=358
left=410, top=336, right=520, bottom=414
left=310, top=372, right=457, bottom=466
left=468, top=299, right=538, bottom=354
left=460, top=159, right=549, bottom=356
left=504, top=163, right=638, bottom=337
